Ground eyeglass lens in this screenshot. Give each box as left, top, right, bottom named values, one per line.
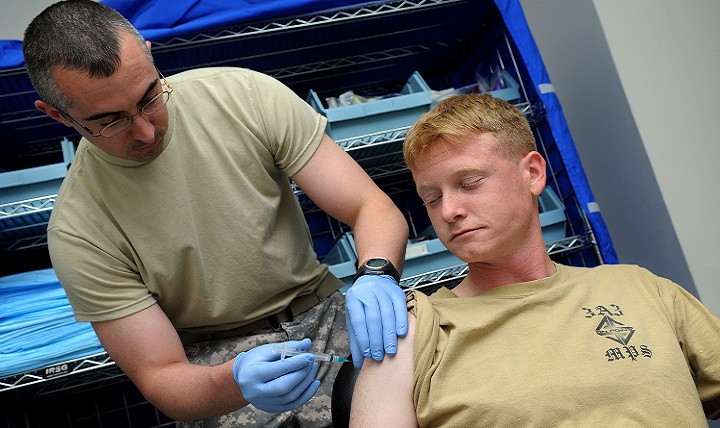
left=98, top=90, right=171, bottom=138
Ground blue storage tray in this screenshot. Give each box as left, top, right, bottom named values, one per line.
left=324, top=233, right=358, bottom=293
left=0, top=138, right=76, bottom=245
left=430, top=69, right=521, bottom=105
left=487, top=69, right=521, bottom=102
left=0, top=169, right=66, bottom=205
left=0, top=138, right=75, bottom=204
left=325, top=227, right=465, bottom=290
left=403, top=233, right=464, bottom=279
left=539, top=187, right=567, bottom=243
left=307, top=71, right=432, bottom=142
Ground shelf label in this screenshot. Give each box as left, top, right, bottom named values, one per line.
left=45, top=363, right=69, bottom=377
left=406, top=243, right=429, bottom=258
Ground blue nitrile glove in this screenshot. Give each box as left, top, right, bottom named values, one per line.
left=232, top=338, right=320, bottom=413
left=345, top=274, right=408, bottom=369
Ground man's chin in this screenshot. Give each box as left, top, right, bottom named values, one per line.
left=128, top=138, right=163, bottom=162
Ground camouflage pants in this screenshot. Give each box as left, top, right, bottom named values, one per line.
left=178, top=291, right=349, bottom=428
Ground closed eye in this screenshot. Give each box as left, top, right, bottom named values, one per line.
left=99, top=116, right=127, bottom=127
left=461, top=177, right=483, bottom=190
left=422, top=194, right=442, bottom=207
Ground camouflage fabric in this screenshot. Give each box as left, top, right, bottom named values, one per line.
left=178, top=291, right=349, bottom=428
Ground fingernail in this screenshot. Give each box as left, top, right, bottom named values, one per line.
left=362, top=348, right=371, bottom=358
left=371, top=350, right=384, bottom=361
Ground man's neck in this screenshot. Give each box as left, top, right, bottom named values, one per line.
left=453, top=252, right=556, bottom=297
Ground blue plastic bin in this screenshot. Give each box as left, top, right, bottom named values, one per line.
left=539, top=187, right=567, bottom=243
left=430, top=69, right=521, bottom=105
left=487, top=69, right=521, bottom=102
left=0, top=138, right=76, bottom=243
left=307, top=71, right=432, bottom=142
left=0, top=165, right=67, bottom=205
left=325, top=227, right=465, bottom=289
left=0, top=138, right=75, bottom=205
left=403, top=228, right=464, bottom=279
left=324, top=233, right=358, bottom=293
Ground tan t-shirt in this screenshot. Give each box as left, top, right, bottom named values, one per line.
left=409, top=263, right=720, bottom=427
left=48, top=67, right=335, bottom=334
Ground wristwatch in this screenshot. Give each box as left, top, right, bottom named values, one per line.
left=353, top=257, right=401, bottom=283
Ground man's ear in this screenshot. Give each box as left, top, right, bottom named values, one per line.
left=146, top=40, right=152, bottom=51
left=34, top=99, right=72, bottom=127
left=524, top=151, right=547, bottom=197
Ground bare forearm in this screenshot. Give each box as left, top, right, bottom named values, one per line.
left=138, top=359, right=248, bottom=421
left=93, top=308, right=251, bottom=421
left=352, top=197, right=409, bottom=271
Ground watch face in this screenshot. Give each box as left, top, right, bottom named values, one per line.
left=366, top=258, right=388, bottom=268
left=354, top=257, right=400, bottom=283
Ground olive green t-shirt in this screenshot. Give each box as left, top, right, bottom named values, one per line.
left=410, top=263, right=720, bottom=427
left=48, top=67, right=333, bottom=334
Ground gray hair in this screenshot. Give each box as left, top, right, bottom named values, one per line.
left=23, top=0, right=152, bottom=111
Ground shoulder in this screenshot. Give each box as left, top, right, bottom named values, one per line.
left=558, top=263, right=686, bottom=302
left=48, top=140, right=100, bottom=229
left=560, top=263, right=662, bottom=283
left=167, top=67, right=283, bottom=91
left=167, top=66, right=252, bottom=82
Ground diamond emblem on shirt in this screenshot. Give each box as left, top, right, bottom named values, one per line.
left=595, top=315, right=635, bottom=345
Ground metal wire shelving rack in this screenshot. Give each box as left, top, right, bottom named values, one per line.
left=1, top=1, right=607, bottom=426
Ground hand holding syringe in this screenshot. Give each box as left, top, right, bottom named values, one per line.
left=272, top=342, right=350, bottom=363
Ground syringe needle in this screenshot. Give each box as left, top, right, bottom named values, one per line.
left=272, top=342, right=349, bottom=363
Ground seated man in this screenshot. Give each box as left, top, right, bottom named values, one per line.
left=349, top=93, right=720, bottom=427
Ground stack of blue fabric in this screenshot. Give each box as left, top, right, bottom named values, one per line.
left=0, top=268, right=104, bottom=378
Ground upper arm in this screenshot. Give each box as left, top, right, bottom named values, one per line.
left=92, top=304, right=188, bottom=396
left=292, top=134, right=409, bottom=267
left=350, top=312, right=418, bottom=427
left=291, top=134, right=392, bottom=228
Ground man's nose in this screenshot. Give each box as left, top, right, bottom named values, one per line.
left=440, top=193, right=466, bottom=222
left=128, top=111, right=155, bottom=141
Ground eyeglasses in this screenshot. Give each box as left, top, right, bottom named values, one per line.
left=62, top=68, right=173, bottom=138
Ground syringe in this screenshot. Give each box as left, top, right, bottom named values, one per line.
left=272, top=342, right=350, bottom=363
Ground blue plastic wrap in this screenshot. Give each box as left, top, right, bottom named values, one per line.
left=0, top=0, right=378, bottom=69
left=0, top=269, right=104, bottom=378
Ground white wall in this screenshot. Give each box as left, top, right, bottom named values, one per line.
left=0, top=0, right=59, bottom=40
left=518, top=0, right=719, bottom=317
left=593, top=1, right=720, bottom=314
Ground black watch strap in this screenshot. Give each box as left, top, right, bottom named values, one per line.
left=353, top=257, right=401, bottom=283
